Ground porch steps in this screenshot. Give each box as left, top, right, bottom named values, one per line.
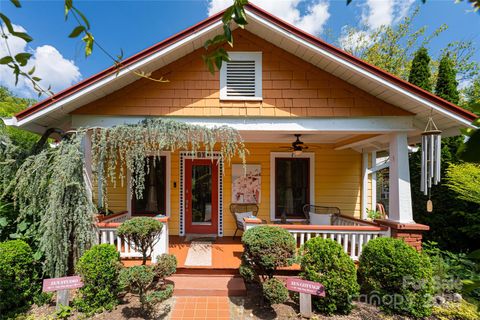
left=176, top=267, right=239, bottom=275
left=168, top=274, right=246, bottom=296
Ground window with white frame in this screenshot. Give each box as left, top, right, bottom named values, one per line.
left=220, top=52, right=262, bottom=101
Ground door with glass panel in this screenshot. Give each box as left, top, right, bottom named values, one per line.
left=184, top=159, right=218, bottom=234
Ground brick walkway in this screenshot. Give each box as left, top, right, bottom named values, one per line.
left=170, top=296, right=231, bottom=320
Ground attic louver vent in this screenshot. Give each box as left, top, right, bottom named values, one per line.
left=226, top=61, right=256, bottom=97
left=220, top=52, right=262, bottom=100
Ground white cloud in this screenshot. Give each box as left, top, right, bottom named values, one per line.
left=361, top=0, right=415, bottom=30
left=207, top=0, right=330, bottom=35
left=338, top=0, right=415, bottom=51
left=0, top=24, right=81, bottom=98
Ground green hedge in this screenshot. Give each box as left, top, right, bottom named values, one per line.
left=358, top=237, right=434, bottom=318
left=74, top=244, right=122, bottom=315
left=0, top=240, right=40, bottom=315
left=242, top=226, right=296, bottom=278
left=300, top=238, right=359, bottom=315
left=262, top=278, right=288, bottom=305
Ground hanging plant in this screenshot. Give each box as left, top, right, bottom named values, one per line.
left=90, top=118, right=247, bottom=208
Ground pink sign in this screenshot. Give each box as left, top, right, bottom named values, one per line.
left=43, top=276, right=83, bottom=292
left=286, top=278, right=326, bottom=296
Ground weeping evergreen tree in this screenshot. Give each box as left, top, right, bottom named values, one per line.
left=435, top=53, right=460, bottom=104
left=408, top=47, right=432, bottom=92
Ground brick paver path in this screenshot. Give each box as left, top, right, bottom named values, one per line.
left=170, top=296, right=230, bottom=320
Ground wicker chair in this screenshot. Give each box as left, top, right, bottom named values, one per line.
left=302, top=204, right=341, bottom=225
left=230, top=203, right=259, bottom=239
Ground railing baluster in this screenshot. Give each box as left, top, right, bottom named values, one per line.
left=300, top=233, right=305, bottom=246
left=343, top=234, right=349, bottom=253
left=350, top=234, right=356, bottom=260
left=358, top=234, right=364, bottom=258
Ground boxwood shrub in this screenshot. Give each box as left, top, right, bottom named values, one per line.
left=262, top=278, right=289, bottom=304
left=300, top=237, right=359, bottom=315
left=0, top=240, right=40, bottom=315
left=358, top=237, right=434, bottom=318
left=241, top=225, right=296, bottom=278
left=74, top=244, right=122, bottom=315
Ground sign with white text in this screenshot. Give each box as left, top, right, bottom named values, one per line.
left=43, top=276, right=83, bottom=292
left=286, top=278, right=326, bottom=297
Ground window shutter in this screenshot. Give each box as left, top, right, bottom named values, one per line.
left=220, top=52, right=262, bottom=100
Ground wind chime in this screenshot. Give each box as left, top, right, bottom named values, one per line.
left=420, top=116, right=442, bottom=212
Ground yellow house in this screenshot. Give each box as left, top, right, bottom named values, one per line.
left=4, top=4, right=476, bottom=264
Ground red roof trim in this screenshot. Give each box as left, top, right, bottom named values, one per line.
left=15, top=9, right=225, bottom=120
left=16, top=3, right=477, bottom=123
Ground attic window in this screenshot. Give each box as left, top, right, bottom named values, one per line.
left=220, top=52, right=262, bottom=101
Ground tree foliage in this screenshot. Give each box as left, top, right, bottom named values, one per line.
left=446, top=163, right=480, bottom=205
left=408, top=47, right=432, bottom=91
left=117, top=217, right=163, bottom=265
left=435, top=53, right=460, bottom=104
left=341, top=7, right=478, bottom=84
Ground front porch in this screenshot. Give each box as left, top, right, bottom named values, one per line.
left=93, top=127, right=430, bottom=267
left=97, top=210, right=392, bottom=268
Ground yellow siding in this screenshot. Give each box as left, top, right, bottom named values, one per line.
left=100, top=143, right=363, bottom=236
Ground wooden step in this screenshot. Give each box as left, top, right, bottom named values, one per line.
left=168, top=274, right=246, bottom=296
left=175, top=267, right=239, bottom=275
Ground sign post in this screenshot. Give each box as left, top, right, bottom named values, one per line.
left=43, top=276, right=84, bottom=310
left=286, top=278, right=325, bottom=318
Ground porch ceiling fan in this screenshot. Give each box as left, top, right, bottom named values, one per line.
left=279, top=134, right=310, bottom=156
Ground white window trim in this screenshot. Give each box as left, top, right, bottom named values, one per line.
left=270, top=152, right=315, bottom=222
left=220, top=51, right=262, bottom=101
left=127, top=151, right=171, bottom=217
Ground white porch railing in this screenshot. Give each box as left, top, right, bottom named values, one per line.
left=97, top=216, right=169, bottom=262
left=97, top=211, right=129, bottom=224
left=244, top=216, right=389, bottom=261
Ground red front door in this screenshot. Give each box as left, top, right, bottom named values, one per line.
left=185, top=159, right=218, bottom=234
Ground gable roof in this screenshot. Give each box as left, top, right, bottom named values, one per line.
left=3, top=3, right=477, bottom=134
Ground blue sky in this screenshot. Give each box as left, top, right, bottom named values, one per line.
left=1, top=0, right=479, bottom=98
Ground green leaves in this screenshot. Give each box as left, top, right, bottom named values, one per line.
left=82, top=32, right=94, bottom=57
left=202, top=0, right=248, bottom=74
left=14, top=52, right=32, bottom=66
left=0, top=56, right=14, bottom=65
left=203, top=48, right=230, bottom=75
left=68, top=25, right=86, bottom=38
left=0, top=13, right=33, bottom=42
left=10, top=0, right=21, bottom=8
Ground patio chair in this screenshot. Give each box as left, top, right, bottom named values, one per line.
left=302, top=204, right=341, bottom=225
left=230, top=203, right=259, bottom=239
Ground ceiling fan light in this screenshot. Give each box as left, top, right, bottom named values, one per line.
left=293, top=149, right=303, bottom=156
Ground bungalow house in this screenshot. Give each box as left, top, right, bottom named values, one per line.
left=3, top=4, right=477, bottom=268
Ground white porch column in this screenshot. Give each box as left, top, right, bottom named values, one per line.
left=388, top=133, right=414, bottom=223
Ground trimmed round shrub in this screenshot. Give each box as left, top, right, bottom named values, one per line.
left=74, top=244, right=121, bottom=315
left=358, top=237, right=434, bottom=318
left=153, top=254, right=177, bottom=279
left=300, top=238, right=359, bottom=315
left=242, top=226, right=296, bottom=278
left=262, top=278, right=289, bottom=305
left=239, top=262, right=256, bottom=282
left=119, top=265, right=155, bottom=308
left=145, top=284, right=174, bottom=305
left=0, top=240, right=39, bottom=314
left=117, top=217, right=163, bottom=265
